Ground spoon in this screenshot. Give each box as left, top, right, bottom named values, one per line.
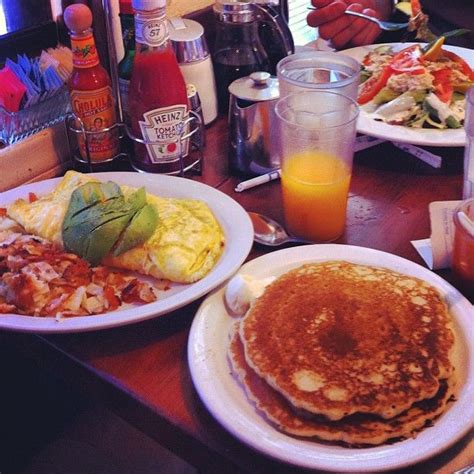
left=248, top=212, right=313, bottom=246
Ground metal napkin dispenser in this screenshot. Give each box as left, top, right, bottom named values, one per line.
left=228, top=71, right=280, bottom=176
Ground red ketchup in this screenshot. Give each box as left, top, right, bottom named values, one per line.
left=128, top=0, right=189, bottom=173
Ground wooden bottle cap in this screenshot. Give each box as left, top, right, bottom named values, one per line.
left=64, top=4, right=93, bottom=34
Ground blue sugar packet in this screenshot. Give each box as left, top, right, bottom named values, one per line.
left=18, top=54, right=32, bottom=76
left=31, top=59, right=42, bottom=86
left=3, top=50, right=69, bottom=111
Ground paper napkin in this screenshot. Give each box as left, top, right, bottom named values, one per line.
left=411, top=201, right=461, bottom=270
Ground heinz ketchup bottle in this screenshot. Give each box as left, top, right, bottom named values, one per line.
left=128, top=0, right=189, bottom=173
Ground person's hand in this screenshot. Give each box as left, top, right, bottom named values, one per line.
left=307, top=0, right=382, bottom=49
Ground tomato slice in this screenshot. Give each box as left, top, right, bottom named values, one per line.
left=441, top=50, right=474, bottom=80
left=410, top=0, right=422, bottom=17
left=431, top=68, right=453, bottom=103
left=358, top=66, right=393, bottom=105
left=390, top=45, right=424, bottom=74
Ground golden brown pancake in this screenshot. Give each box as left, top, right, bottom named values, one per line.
left=229, top=326, right=456, bottom=445
left=240, top=261, right=455, bottom=420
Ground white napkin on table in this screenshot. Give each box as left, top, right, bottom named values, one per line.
left=411, top=201, right=461, bottom=270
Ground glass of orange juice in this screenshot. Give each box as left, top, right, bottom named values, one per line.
left=275, top=90, right=359, bottom=242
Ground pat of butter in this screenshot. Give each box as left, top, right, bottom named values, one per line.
left=224, top=274, right=275, bottom=316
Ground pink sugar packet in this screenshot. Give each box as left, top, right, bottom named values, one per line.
left=0, top=66, right=27, bottom=113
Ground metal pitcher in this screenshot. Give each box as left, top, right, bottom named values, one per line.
left=228, top=71, right=280, bottom=176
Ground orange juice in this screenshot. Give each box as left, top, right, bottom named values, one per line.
left=281, top=150, right=351, bottom=241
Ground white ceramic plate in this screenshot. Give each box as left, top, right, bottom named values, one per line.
left=0, top=172, right=253, bottom=333
left=188, top=245, right=474, bottom=472
left=342, top=43, right=474, bottom=147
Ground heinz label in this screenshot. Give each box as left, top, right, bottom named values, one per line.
left=139, top=105, right=189, bottom=163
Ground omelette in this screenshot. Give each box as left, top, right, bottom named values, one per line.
left=7, top=171, right=225, bottom=283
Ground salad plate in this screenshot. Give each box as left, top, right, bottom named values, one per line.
left=342, top=43, right=474, bottom=147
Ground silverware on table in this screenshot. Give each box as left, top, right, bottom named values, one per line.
left=248, top=211, right=313, bottom=246
left=344, top=10, right=409, bottom=31
left=307, top=7, right=409, bottom=31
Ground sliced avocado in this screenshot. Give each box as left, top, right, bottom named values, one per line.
left=359, top=68, right=371, bottom=84
left=446, top=115, right=462, bottom=129
left=410, top=90, right=428, bottom=104
left=83, top=213, right=136, bottom=265
left=372, top=87, right=399, bottom=105
left=62, top=182, right=157, bottom=264
left=126, top=187, right=147, bottom=210
left=113, top=204, right=158, bottom=256
left=64, top=182, right=123, bottom=221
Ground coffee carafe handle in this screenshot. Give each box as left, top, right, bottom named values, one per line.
left=254, top=3, right=295, bottom=57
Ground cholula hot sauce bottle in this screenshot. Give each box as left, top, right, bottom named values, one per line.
left=64, top=4, right=119, bottom=162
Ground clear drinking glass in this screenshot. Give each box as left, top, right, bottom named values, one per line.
left=275, top=90, right=359, bottom=242
left=276, top=51, right=360, bottom=100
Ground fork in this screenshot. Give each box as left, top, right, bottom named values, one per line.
left=343, top=10, right=409, bottom=31
left=307, top=7, right=409, bottom=32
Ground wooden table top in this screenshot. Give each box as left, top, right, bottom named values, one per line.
left=2, top=117, right=473, bottom=473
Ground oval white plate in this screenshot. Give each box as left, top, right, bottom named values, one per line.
left=0, top=172, right=253, bottom=333
left=342, top=43, right=474, bottom=147
left=188, top=244, right=474, bottom=472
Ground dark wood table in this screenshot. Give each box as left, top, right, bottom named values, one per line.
left=1, top=117, right=473, bottom=473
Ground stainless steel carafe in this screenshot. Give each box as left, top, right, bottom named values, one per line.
left=228, top=71, right=280, bottom=176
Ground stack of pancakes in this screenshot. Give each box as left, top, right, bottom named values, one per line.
left=228, top=261, right=457, bottom=446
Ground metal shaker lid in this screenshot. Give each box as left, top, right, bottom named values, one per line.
left=169, top=18, right=209, bottom=63
left=228, top=72, right=279, bottom=102
left=213, top=0, right=255, bottom=23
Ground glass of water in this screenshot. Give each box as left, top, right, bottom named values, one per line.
left=276, top=51, right=360, bottom=101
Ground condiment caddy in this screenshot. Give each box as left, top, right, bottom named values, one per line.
left=63, top=0, right=203, bottom=176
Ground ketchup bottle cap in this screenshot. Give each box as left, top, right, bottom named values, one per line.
left=120, top=0, right=134, bottom=15
left=132, top=0, right=166, bottom=11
